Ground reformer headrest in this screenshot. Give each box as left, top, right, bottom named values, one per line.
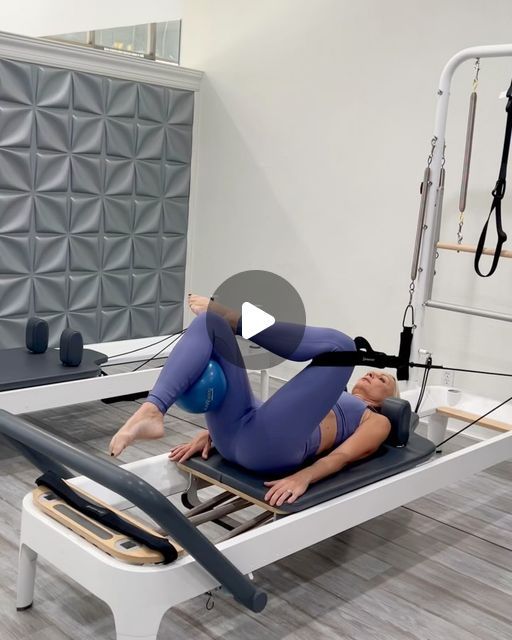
left=381, top=397, right=418, bottom=447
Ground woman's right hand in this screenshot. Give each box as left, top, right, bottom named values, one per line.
left=168, top=430, right=212, bottom=463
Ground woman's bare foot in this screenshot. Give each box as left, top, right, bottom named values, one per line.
left=109, top=402, right=165, bottom=457
left=187, top=294, right=211, bottom=316
left=188, top=294, right=240, bottom=331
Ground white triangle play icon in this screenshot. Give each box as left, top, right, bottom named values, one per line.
left=241, top=302, right=275, bottom=339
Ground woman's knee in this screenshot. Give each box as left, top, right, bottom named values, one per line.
left=188, top=310, right=231, bottom=333
left=205, top=310, right=233, bottom=335
left=323, top=328, right=356, bottom=352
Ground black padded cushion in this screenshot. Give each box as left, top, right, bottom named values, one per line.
left=382, top=397, right=418, bottom=447
left=181, top=400, right=435, bottom=514
left=59, top=328, right=84, bottom=367
left=26, top=317, right=49, bottom=354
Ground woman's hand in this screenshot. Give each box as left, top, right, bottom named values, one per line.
left=168, top=430, right=212, bottom=463
left=264, top=470, right=311, bottom=507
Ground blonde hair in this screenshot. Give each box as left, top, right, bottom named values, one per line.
left=386, top=373, right=400, bottom=399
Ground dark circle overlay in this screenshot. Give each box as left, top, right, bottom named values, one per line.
left=206, top=270, right=306, bottom=369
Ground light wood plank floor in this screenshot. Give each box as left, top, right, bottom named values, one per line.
left=1, top=374, right=512, bottom=640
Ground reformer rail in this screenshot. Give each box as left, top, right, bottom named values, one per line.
left=411, top=45, right=512, bottom=363
left=0, top=409, right=267, bottom=613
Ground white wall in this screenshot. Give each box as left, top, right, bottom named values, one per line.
left=0, top=1, right=182, bottom=37
left=180, top=0, right=512, bottom=397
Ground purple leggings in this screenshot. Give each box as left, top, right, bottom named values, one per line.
left=148, top=312, right=355, bottom=474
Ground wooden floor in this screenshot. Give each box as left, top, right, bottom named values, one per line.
left=1, top=375, right=512, bottom=640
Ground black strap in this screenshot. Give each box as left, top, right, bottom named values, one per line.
left=474, top=79, right=512, bottom=277
left=36, top=470, right=178, bottom=564
left=396, top=326, right=413, bottom=381
left=309, top=336, right=404, bottom=370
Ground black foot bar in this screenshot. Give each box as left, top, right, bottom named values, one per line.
left=0, top=409, right=267, bottom=613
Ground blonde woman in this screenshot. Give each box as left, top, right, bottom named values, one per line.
left=110, top=295, right=398, bottom=507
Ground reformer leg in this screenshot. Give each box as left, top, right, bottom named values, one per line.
left=260, top=369, right=270, bottom=401
left=112, top=604, right=167, bottom=640
left=181, top=474, right=210, bottom=509
left=427, top=413, right=448, bottom=449
left=16, top=543, right=37, bottom=610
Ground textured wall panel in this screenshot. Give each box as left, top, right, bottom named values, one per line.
left=0, top=56, right=193, bottom=348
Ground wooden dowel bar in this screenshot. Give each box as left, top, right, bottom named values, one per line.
left=436, top=242, right=512, bottom=259
left=437, top=406, right=512, bottom=432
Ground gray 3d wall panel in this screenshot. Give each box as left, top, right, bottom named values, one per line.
left=0, top=57, right=193, bottom=348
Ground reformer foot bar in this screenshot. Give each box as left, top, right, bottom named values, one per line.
left=0, top=409, right=267, bottom=614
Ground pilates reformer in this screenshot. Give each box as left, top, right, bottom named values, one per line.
left=4, top=380, right=512, bottom=640
left=0, top=394, right=501, bottom=640
left=0, top=331, right=274, bottom=414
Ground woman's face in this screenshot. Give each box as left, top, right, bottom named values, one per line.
left=352, top=370, right=396, bottom=405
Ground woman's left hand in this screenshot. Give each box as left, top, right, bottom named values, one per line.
left=264, top=471, right=310, bottom=507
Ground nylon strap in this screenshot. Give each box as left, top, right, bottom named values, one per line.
left=36, top=470, right=178, bottom=564
left=474, top=79, right=512, bottom=277
left=309, top=336, right=404, bottom=370
left=396, top=326, right=413, bottom=381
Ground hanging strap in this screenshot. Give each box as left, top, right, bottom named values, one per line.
left=396, top=326, right=413, bottom=381
left=36, top=470, right=178, bottom=564
left=474, top=79, right=512, bottom=277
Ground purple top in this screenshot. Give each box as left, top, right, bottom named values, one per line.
left=304, top=392, right=368, bottom=460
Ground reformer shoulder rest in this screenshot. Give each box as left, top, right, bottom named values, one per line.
left=180, top=398, right=436, bottom=514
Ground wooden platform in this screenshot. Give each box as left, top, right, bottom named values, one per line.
left=437, top=406, right=512, bottom=432
left=32, top=483, right=182, bottom=565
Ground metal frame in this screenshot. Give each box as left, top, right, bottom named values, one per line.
left=411, top=44, right=512, bottom=362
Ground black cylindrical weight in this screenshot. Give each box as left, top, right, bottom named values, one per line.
left=26, top=317, right=49, bottom=354
left=59, top=328, right=83, bottom=367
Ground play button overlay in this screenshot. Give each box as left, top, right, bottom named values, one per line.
left=206, top=270, right=306, bottom=369
left=241, top=302, right=275, bottom=339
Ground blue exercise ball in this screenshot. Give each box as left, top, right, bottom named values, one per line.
left=175, top=360, right=228, bottom=414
